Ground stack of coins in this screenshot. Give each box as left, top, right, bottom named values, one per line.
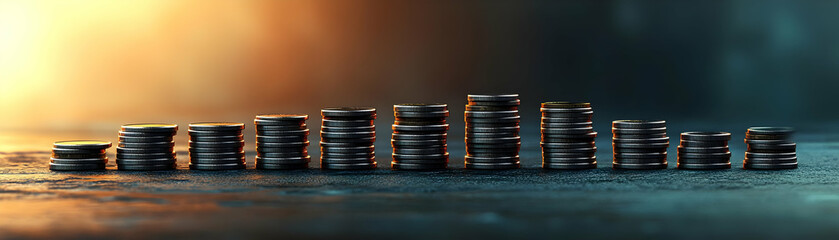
left=50, top=140, right=111, bottom=171
left=391, top=104, right=449, bottom=170
left=540, top=102, right=597, bottom=170
left=612, top=120, right=669, bottom=170
left=744, top=127, right=798, bottom=170
left=464, top=94, right=521, bottom=170
left=116, top=124, right=178, bottom=171
left=254, top=114, right=310, bottom=170
left=677, top=132, right=732, bottom=170
left=188, top=122, right=246, bottom=170
left=320, top=107, right=377, bottom=170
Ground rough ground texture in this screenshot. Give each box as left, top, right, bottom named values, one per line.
left=1, top=129, right=838, bottom=240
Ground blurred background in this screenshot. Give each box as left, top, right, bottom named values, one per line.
left=1, top=0, right=838, bottom=150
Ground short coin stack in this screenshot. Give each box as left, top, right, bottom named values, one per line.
left=391, top=104, right=449, bottom=170
left=254, top=114, right=310, bottom=170
left=612, top=120, right=669, bottom=170
left=117, top=124, right=178, bottom=171
left=50, top=140, right=111, bottom=171
left=744, top=127, right=798, bottom=170
left=677, top=132, right=731, bottom=170
left=188, top=122, right=246, bottom=170
left=464, top=94, right=521, bottom=170
left=320, top=107, right=377, bottom=170
left=540, top=102, right=597, bottom=169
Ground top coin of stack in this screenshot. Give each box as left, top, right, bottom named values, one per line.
left=117, top=123, right=178, bottom=171
left=50, top=140, right=111, bottom=171
left=612, top=120, right=669, bottom=170
left=188, top=122, right=246, bottom=170
left=464, top=94, right=521, bottom=170
left=677, top=132, right=732, bottom=170
left=391, top=103, right=449, bottom=170
left=540, top=102, right=597, bottom=170
left=320, top=107, right=377, bottom=170
left=254, top=114, right=311, bottom=170
left=744, top=127, right=798, bottom=170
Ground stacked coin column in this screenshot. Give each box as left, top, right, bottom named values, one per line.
left=464, top=94, right=521, bottom=170
left=51, top=140, right=111, bottom=171
left=117, top=124, right=178, bottom=171
left=320, top=107, right=377, bottom=170
left=744, top=127, right=798, bottom=170
left=391, top=104, right=449, bottom=170
left=677, top=132, right=731, bottom=170
left=188, top=122, right=246, bottom=170
left=254, top=114, right=311, bottom=170
left=540, top=102, right=597, bottom=170
left=611, top=120, right=669, bottom=170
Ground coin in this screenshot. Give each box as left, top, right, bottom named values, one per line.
left=117, top=164, right=177, bottom=171
left=540, top=122, right=592, bottom=128
left=677, top=146, right=729, bottom=153
left=322, top=119, right=374, bottom=127
left=395, top=111, right=449, bottom=118
left=680, top=132, right=731, bottom=141
left=321, top=107, right=376, bottom=118
left=189, top=163, right=246, bottom=170
left=612, top=120, right=666, bottom=129
left=254, top=114, right=308, bottom=125
left=50, top=157, right=108, bottom=164
left=543, top=161, right=597, bottom=170
left=189, top=122, right=245, bottom=131
left=256, top=156, right=311, bottom=164
left=54, top=140, right=112, bottom=150
left=464, top=155, right=520, bottom=163
left=465, top=105, right=518, bottom=111
left=679, top=140, right=727, bottom=148
left=464, top=161, right=520, bottom=170
left=677, top=162, right=731, bottom=170
left=121, top=123, right=178, bottom=133
left=256, top=135, right=308, bottom=143
left=119, top=135, right=174, bottom=143
left=467, top=94, right=519, bottom=102
left=256, top=163, right=309, bottom=170
left=612, top=162, right=668, bottom=170
left=392, top=124, right=449, bottom=133
left=393, top=103, right=448, bottom=112
left=743, top=162, right=797, bottom=170
left=49, top=162, right=107, bottom=171
left=393, top=147, right=447, bottom=155
left=256, top=124, right=308, bottom=131
left=612, top=137, right=669, bottom=144
left=541, top=102, right=591, bottom=108
left=116, top=158, right=177, bottom=165
left=464, top=110, right=519, bottom=118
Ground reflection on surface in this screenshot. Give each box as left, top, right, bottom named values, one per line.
left=2, top=133, right=839, bottom=239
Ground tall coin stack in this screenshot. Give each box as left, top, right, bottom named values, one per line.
left=540, top=102, right=597, bottom=170
left=464, top=94, right=521, bottom=170
left=50, top=140, right=111, bottom=171
left=117, top=124, right=178, bottom=171
left=612, top=120, right=669, bottom=170
left=677, top=132, right=731, bottom=170
left=391, top=104, right=449, bottom=170
left=744, top=127, right=798, bottom=170
left=254, top=114, right=311, bottom=170
left=188, top=122, right=246, bottom=170
left=320, top=107, right=377, bottom=170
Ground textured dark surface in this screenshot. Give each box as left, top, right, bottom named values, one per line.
left=1, top=130, right=838, bottom=240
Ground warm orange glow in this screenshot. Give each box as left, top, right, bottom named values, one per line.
left=0, top=1, right=481, bottom=132
left=0, top=1, right=298, bottom=129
